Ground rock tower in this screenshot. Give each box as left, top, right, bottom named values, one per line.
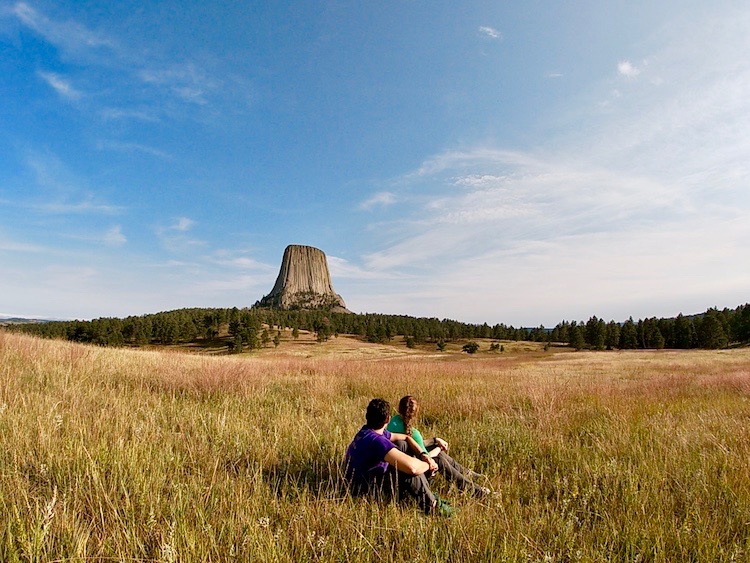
left=258, top=245, right=350, bottom=312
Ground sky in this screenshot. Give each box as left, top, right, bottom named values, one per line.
left=1, top=1, right=749, bottom=327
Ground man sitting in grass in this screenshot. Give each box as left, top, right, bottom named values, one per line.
left=343, top=398, right=451, bottom=516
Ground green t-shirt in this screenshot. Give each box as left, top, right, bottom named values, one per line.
left=386, top=414, right=428, bottom=455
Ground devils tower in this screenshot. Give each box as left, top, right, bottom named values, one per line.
left=258, top=245, right=350, bottom=312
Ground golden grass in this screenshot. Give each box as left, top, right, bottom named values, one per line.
left=1, top=329, right=749, bottom=561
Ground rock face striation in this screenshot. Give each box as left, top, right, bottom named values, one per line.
left=258, top=245, right=350, bottom=312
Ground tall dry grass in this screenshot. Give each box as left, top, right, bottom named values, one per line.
left=1, top=329, right=749, bottom=561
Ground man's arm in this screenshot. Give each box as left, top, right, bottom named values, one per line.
left=384, top=447, right=431, bottom=476
left=389, top=432, right=439, bottom=473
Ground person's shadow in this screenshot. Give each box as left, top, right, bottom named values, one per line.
left=225, top=453, right=347, bottom=499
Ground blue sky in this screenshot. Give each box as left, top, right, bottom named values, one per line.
left=1, top=1, right=749, bottom=326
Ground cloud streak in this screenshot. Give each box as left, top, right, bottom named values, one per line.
left=478, top=26, right=501, bottom=40
left=37, top=71, right=82, bottom=99
left=33, top=199, right=124, bottom=215
left=155, top=217, right=206, bottom=253
left=12, top=1, right=115, bottom=58
left=360, top=191, right=396, bottom=210
left=139, top=63, right=219, bottom=106
left=96, top=140, right=171, bottom=159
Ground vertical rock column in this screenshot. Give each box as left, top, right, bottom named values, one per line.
left=259, top=245, right=349, bottom=311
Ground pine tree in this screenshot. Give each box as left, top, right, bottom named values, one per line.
left=652, top=328, right=665, bottom=349
left=697, top=310, right=728, bottom=349
left=619, top=318, right=638, bottom=349
left=605, top=321, right=620, bottom=350
left=569, top=323, right=585, bottom=350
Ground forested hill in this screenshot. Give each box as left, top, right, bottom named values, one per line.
left=6, top=304, right=750, bottom=351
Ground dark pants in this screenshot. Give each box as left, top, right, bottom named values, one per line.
left=350, top=466, right=437, bottom=514
left=395, top=440, right=485, bottom=496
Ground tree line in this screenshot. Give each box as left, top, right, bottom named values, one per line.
left=554, top=306, right=750, bottom=350
left=6, top=303, right=750, bottom=351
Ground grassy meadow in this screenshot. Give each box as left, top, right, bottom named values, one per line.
left=1, top=329, right=750, bottom=562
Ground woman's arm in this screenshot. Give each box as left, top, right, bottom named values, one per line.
left=424, top=436, right=449, bottom=452
left=391, top=432, right=430, bottom=456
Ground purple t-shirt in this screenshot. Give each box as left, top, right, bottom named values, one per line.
left=344, top=426, right=395, bottom=488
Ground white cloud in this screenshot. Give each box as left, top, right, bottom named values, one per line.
left=413, top=148, right=537, bottom=178
left=139, top=63, right=218, bottom=106
left=99, top=108, right=160, bottom=122
left=479, top=26, right=501, bottom=40
left=188, top=274, right=269, bottom=294
left=452, top=174, right=508, bottom=189
left=12, top=1, right=115, bottom=60
left=37, top=71, right=81, bottom=100
left=617, top=60, right=641, bottom=78
left=104, top=225, right=126, bottom=246
left=173, top=217, right=195, bottom=232
left=20, top=151, right=127, bottom=214
left=224, top=257, right=267, bottom=269
left=61, top=225, right=128, bottom=246
left=0, top=236, right=45, bottom=253
left=207, top=250, right=274, bottom=272
left=360, top=191, right=396, bottom=210
left=155, top=217, right=205, bottom=253
left=327, top=256, right=404, bottom=280
left=96, top=140, right=171, bottom=159
left=33, top=198, right=123, bottom=215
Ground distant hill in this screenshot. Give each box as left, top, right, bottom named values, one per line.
left=0, top=317, right=50, bottom=325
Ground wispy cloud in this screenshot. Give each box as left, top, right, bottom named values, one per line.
left=19, top=151, right=125, bottom=215
left=139, top=63, right=219, bottom=106
left=62, top=225, right=127, bottom=246
left=0, top=236, right=46, bottom=253
left=172, top=217, right=195, bottom=232
left=478, top=26, right=501, bottom=40
left=99, top=108, right=161, bottom=122
left=208, top=249, right=275, bottom=272
left=37, top=71, right=81, bottom=100
left=413, top=148, right=539, bottom=178
left=156, top=217, right=206, bottom=253
left=452, top=174, right=508, bottom=189
left=12, top=1, right=115, bottom=57
left=96, top=140, right=171, bottom=159
left=360, top=191, right=396, bottom=210
left=104, top=225, right=126, bottom=246
left=188, top=274, right=270, bottom=294
left=327, top=256, right=404, bottom=280
left=617, top=60, right=641, bottom=78
left=33, top=199, right=124, bottom=215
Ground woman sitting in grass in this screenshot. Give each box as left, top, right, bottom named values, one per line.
left=386, top=395, right=491, bottom=498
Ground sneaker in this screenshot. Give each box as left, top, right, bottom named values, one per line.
left=438, top=499, right=454, bottom=517
left=472, top=486, right=492, bottom=499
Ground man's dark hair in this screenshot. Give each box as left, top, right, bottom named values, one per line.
left=365, top=398, right=391, bottom=429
